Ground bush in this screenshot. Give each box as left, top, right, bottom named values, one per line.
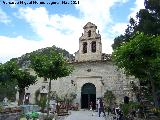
left=120, top=101, right=139, bottom=117
left=103, top=90, right=116, bottom=108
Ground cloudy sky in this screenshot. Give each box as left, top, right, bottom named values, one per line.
left=0, top=0, right=144, bottom=63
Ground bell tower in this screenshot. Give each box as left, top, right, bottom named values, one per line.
left=75, top=22, right=102, bottom=62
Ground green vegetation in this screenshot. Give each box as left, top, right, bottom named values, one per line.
left=0, top=44, right=74, bottom=105
left=0, top=81, right=17, bottom=101
left=30, top=50, right=73, bottom=117
left=0, top=61, right=37, bottom=105
left=11, top=45, right=74, bottom=68
left=103, top=90, right=116, bottom=108
left=112, top=0, right=160, bottom=49
left=112, top=32, right=160, bottom=106
left=39, top=96, right=47, bottom=113
left=120, top=102, right=140, bottom=117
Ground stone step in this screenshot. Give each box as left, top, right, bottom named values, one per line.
left=58, top=113, right=69, bottom=116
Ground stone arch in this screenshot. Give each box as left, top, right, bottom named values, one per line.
left=81, top=83, right=96, bottom=109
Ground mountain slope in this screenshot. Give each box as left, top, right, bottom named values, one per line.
left=11, top=45, right=75, bottom=68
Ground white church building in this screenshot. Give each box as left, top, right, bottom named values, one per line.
left=23, top=22, right=135, bottom=109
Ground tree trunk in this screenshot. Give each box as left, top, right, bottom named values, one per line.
left=47, top=79, right=52, bottom=117
left=149, top=72, right=158, bottom=106
left=150, top=76, right=158, bottom=106
left=18, top=88, right=25, bottom=105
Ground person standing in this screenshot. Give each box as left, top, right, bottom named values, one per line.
left=115, top=106, right=121, bottom=120
left=98, top=98, right=106, bottom=117
left=96, top=98, right=99, bottom=112
left=107, top=106, right=111, bottom=115
left=89, top=101, right=93, bottom=110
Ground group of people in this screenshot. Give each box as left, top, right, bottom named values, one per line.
left=89, top=98, right=106, bottom=117
left=89, top=98, right=123, bottom=120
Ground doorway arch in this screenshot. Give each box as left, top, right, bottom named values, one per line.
left=81, top=83, right=96, bottom=109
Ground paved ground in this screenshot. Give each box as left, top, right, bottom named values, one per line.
left=64, top=110, right=113, bottom=120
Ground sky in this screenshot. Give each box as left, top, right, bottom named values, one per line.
left=0, top=0, right=145, bottom=63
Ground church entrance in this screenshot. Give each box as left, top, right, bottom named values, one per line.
left=81, top=83, right=96, bottom=109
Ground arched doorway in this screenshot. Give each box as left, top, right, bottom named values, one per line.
left=81, top=83, right=96, bottom=109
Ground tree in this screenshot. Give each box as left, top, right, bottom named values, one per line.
left=112, top=32, right=160, bottom=106
left=0, top=61, right=37, bottom=105
left=30, top=50, right=73, bottom=117
left=15, top=69, right=37, bottom=105
left=112, top=0, right=160, bottom=49
left=0, top=80, right=17, bottom=101
left=112, top=35, right=127, bottom=50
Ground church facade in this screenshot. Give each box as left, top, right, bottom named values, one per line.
left=24, top=22, right=136, bottom=108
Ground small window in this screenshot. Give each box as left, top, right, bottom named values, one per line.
left=91, top=41, right=96, bottom=52
left=83, top=42, right=87, bottom=53
left=42, top=86, right=45, bottom=89
left=88, top=30, right=91, bottom=37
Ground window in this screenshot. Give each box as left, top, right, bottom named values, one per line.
left=91, top=41, right=96, bottom=52
left=83, top=42, right=87, bottom=53
left=88, top=30, right=91, bottom=37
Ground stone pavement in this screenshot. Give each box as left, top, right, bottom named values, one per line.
left=64, top=110, right=113, bottom=120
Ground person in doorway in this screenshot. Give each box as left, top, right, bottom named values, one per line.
left=98, top=98, right=106, bottom=117
left=96, top=98, right=99, bottom=112
left=89, top=101, right=93, bottom=110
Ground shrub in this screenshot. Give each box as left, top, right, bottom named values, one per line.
left=103, top=90, right=116, bottom=108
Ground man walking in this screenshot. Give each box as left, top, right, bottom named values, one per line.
left=98, top=98, right=106, bottom=117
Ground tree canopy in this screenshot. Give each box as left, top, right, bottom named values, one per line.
left=112, top=0, right=160, bottom=49
left=112, top=32, right=160, bottom=105
left=30, top=50, right=73, bottom=80
left=0, top=60, right=37, bottom=104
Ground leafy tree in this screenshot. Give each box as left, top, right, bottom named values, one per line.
left=112, top=32, right=160, bottom=106
left=112, top=0, right=160, bottom=49
left=30, top=50, right=73, bottom=117
left=0, top=80, right=17, bottom=101
left=0, top=61, right=37, bottom=105
left=16, top=69, right=37, bottom=105
left=112, top=35, right=127, bottom=50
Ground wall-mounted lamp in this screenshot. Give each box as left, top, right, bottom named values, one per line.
left=71, top=80, right=76, bottom=86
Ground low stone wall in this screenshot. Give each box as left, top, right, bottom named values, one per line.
left=0, top=112, right=20, bottom=120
